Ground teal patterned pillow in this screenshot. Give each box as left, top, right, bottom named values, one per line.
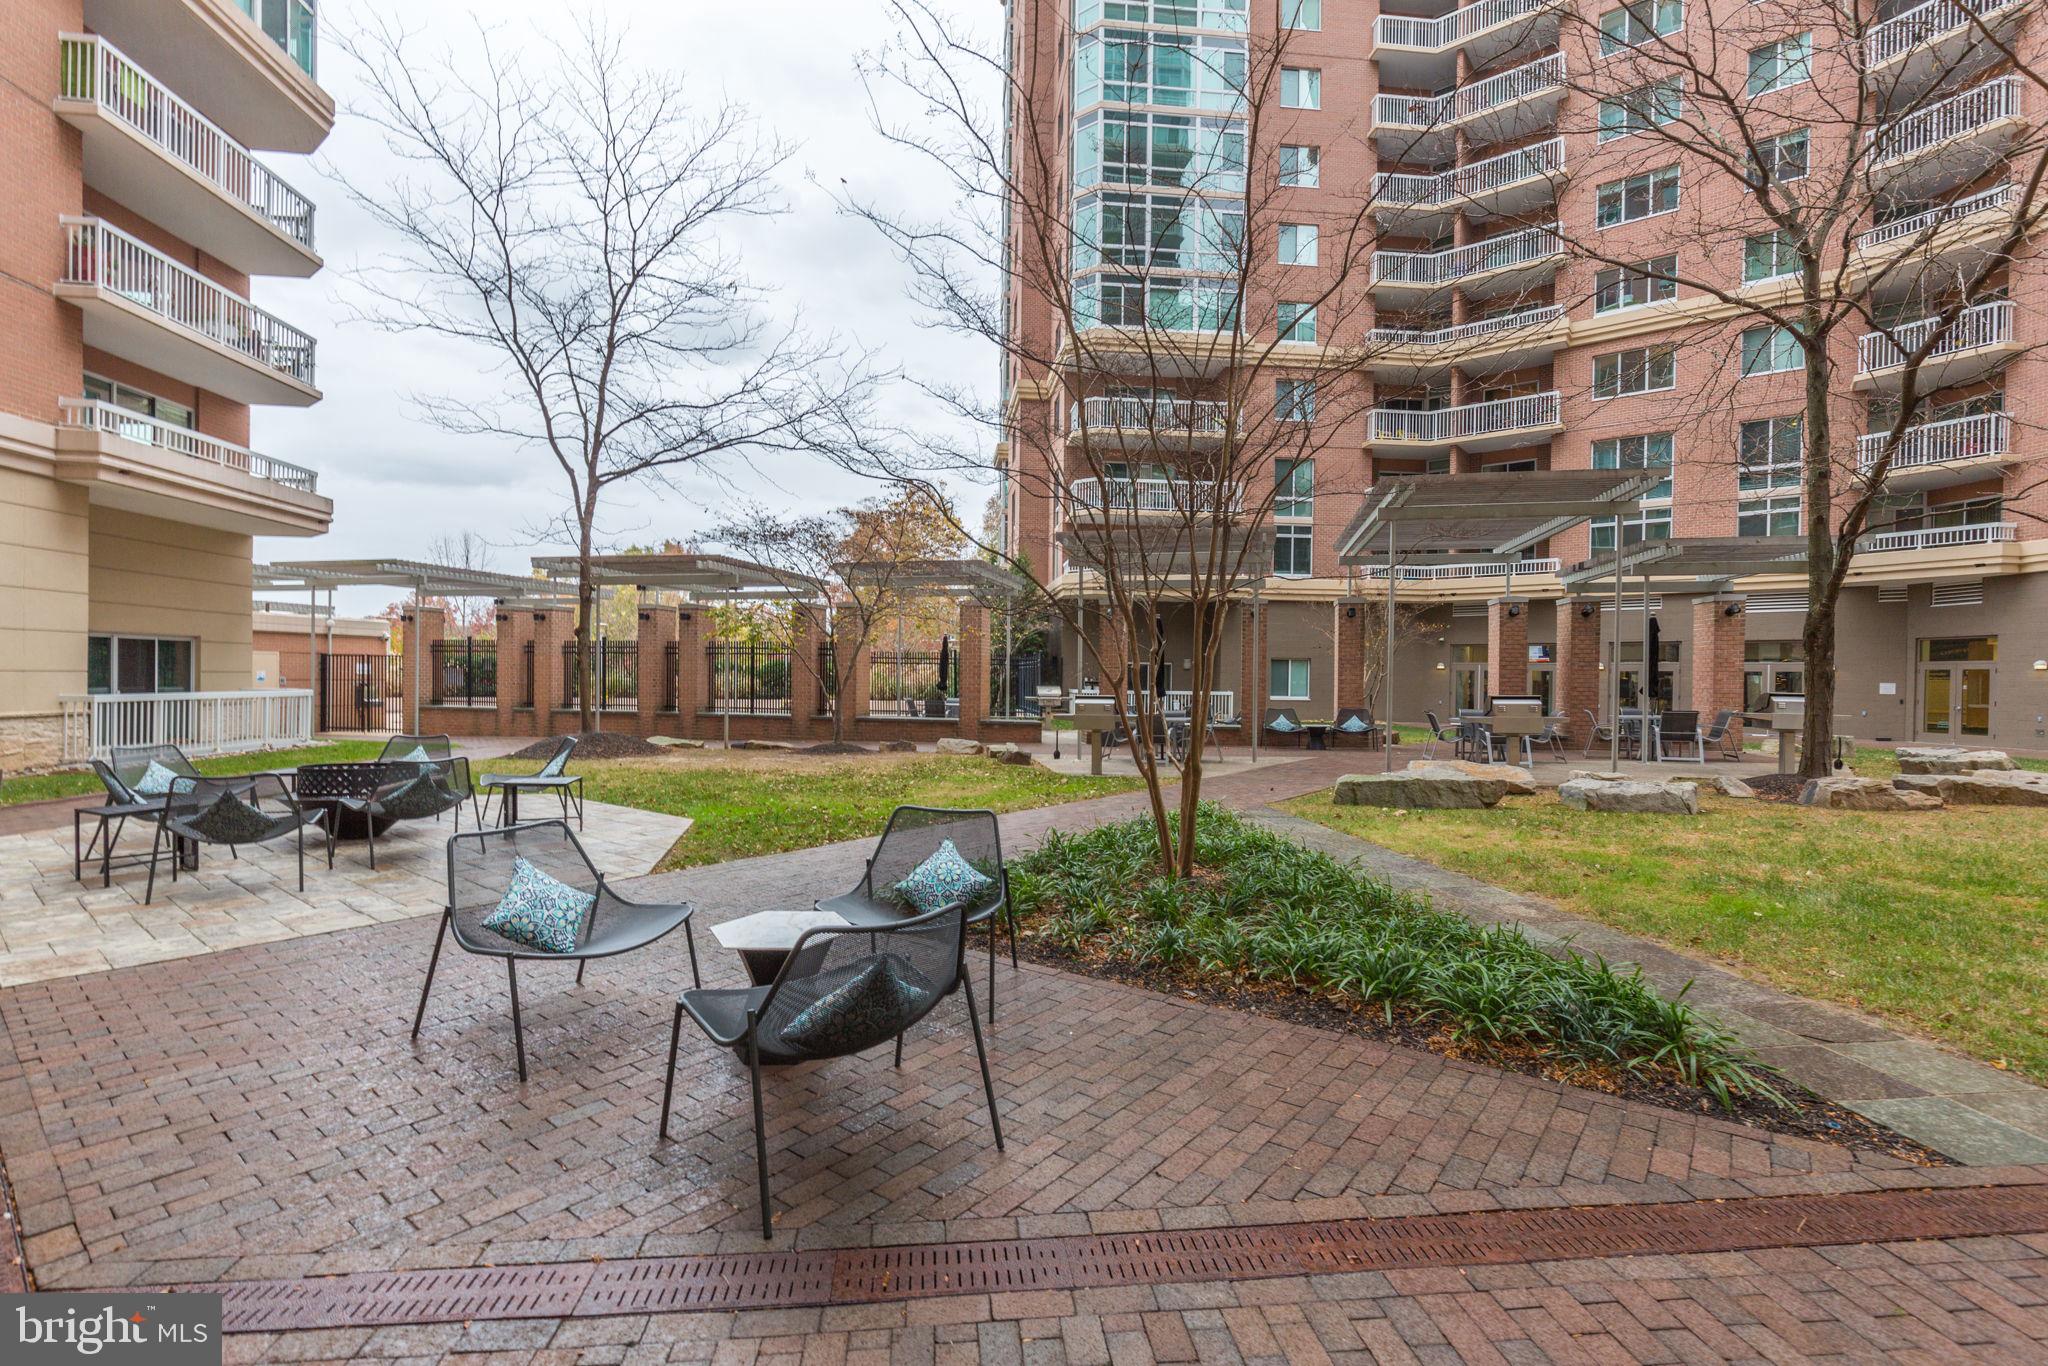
left=893, top=839, right=995, bottom=916
left=778, top=953, right=932, bottom=1054
left=400, top=745, right=432, bottom=763
left=1338, top=714, right=1371, bottom=734
left=480, top=857, right=595, bottom=953
left=1269, top=714, right=1300, bottom=733
left=133, top=760, right=182, bottom=797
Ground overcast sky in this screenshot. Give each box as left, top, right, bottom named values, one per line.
left=251, top=0, right=995, bottom=616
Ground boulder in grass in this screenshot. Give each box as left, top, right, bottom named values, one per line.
left=1334, top=770, right=1509, bottom=809
left=1710, top=774, right=1757, bottom=799
left=878, top=739, right=917, bottom=754
left=1799, top=776, right=1942, bottom=811
left=936, top=737, right=986, bottom=756
left=1568, top=770, right=1630, bottom=783
left=986, top=742, right=1032, bottom=766
left=1403, top=758, right=1537, bottom=796
left=1558, top=778, right=1700, bottom=815
left=1895, top=746, right=2018, bottom=775
left=1893, top=770, right=2048, bottom=806
left=647, top=735, right=705, bottom=749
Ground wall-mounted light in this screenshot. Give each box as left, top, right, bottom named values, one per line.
left=1345, top=605, right=1358, bottom=619
left=1506, top=602, right=1523, bottom=618
left=1577, top=602, right=1598, bottom=619
left=1723, top=601, right=1746, bottom=617
left=1434, top=661, right=1446, bottom=670
left=2035, top=659, right=2047, bottom=671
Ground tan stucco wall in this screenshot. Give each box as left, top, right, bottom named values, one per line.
left=87, top=505, right=254, bottom=693
left=0, top=464, right=92, bottom=767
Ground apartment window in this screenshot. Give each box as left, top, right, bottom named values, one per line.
left=243, top=0, right=317, bottom=77
left=1592, top=345, right=1677, bottom=398
left=1074, top=110, right=1246, bottom=193
left=1738, top=415, right=1803, bottom=535
left=1269, top=658, right=1312, bottom=699
left=1749, top=129, right=1809, bottom=187
left=1740, top=324, right=1801, bottom=375
left=1599, top=0, right=1682, bottom=54
left=1743, top=230, right=1799, bottom=282
left=1275, top=457, right=1314, bottom=518
left=1084, top=0, right=1250, bottom=30
left=1747, top=33, right=1812, bottom=96
left=1596, top=165, right=1680, bottom=227
left=83, top=373, right=194, bottom=430
left=1277, top=222, right=1318, bottom=265
left=1279, top=144, right=1320, bottom=187
left=1282, top=0, right=1321, bottom=30
left=1077, top=191, right=1245, bottom=272
left=1278, top=301, right=1317, bottom=342
left=86, top=635, right=195, bottom=696
left=1591, top=507, right=1672, bottom=552
left=1075, top=275, right=1241, bottom=331
left=1594, top=255, right=1678, bottom=313
left=1598, top=78, right=1682, bottom=141
left=1075, top=30, right=1249, bottom=114
left=1275, top=378, right=1316, bottom=421
left=1592, top=431, right=1674, bottom=501
left=1280, top=67, right=1321, bottom=109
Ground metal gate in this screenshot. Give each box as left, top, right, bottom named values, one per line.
left=317, top=652, right=406, bottom=733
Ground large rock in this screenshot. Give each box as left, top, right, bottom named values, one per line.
left=986, top=742, right=1033, bottom=766
left=1568, top=770, right=1629, bottom=783
left=1558, top=778, right=1700, bottom=815
left=878, top=739, right=917, bottom=753
left=1893, top=770, right=2048, bottom=806
left=1334, top=770, right=1509, bottom=809
left=646, top=735, right=705, bottom=749
left=1710, top=775, right=1757, bottom=799
left=1800, top=776, right=1942, bottom=811
left=1404, top=759, right=1537, bottom=796
left=1896, top=746, right=2019, bottom=775
left=936, top=737, right=986, bottom=756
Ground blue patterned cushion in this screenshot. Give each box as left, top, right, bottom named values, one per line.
left=133, top=760, right=183, bottom=797
left=893, top=839, right=996, bottom=915
left=1338, top=714, right=1371, bottom=734
left=479, top=858, right=595, bottom=954
left=778, top=953, right=932, bottom=1054
left=1268, top=714, right=1300, bottom=733
left=399, top=745, right=432, bottom=763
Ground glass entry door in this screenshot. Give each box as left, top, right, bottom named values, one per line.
left=1918, top=637, right=1996, bottom=738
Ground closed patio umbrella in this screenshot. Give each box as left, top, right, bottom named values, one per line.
left=936, top=635, right=951, bottom=697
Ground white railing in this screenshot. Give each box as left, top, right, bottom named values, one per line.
left=1372, top=223, right=1562, bottom=287
left=1867, top=0, right=2025, bottom=68
left=1858, top=521, right=2016, bottom=551
left=1857, top=411, right=2011, bottom=471
left=1073, top=395, right=1231, bottom=437
left=59, top=397, right=319, bottom=492
left=1373, top=0, right=1562, bottom=52
left=1369, top=391, right=1561, bottom=443
left=60, top=217, right=318, bottom=386
left=1375, top=138, right=1564, bottom=210
left=57, top=34, right=316, bottom=251
left=1857, top=183, right=2014, bottom=251
left=1069, top=476, right=1244, bottom=513
left=1127, top=689, right=1238, bottom=723
left=1374, top=54, right=1564, bottom=131
left=1369, top=304, right=1566, bottom=350
left=59, top=689, right=315, bottom=762
left=1869, top=75, right=2021, bottom=168
left=1358, top=558, right=1561, bottom=581
left=1857, top=299, right=2014, bottom=373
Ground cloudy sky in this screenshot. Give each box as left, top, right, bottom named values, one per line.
left=251, top=0, right=997, bottom=614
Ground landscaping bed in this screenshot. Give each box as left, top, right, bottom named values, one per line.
left=1009, top=807, right=1948, bottom=1162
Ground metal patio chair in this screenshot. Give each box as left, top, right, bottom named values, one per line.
left=479, top=736, right=584, bottom=828
left=414, top=820, right=700, bottom=1081
left=1422, top=711, right=1461, bottom=760
left=375, top=734, right=482, bottom=829
left=145, top=774, right=330, bottom=902
left=1332, top=707, right=1387, bottom=750
left=1580, top=709, right=1617, bottom=759
left=658, top=900, right=1003, bottom=1240
left=1263, top=707, right=1306, bottom=748
left=1657, top=710, right=1705, bottom=763
left=1700, top=709, right=1742, bottom=760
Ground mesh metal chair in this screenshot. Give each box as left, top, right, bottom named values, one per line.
left=1700, top=709, right=1742, bottom=760
left=375, top=734, right=481, bottom=829
left=815, top=806, right=1014, bottom=1020
left=1422, top=711, right=1460, bottom=760
left=1332, top=707, right=1386, bottom=749
left=100, top=743, right=205, bottom=804
left=660, top=900, right=1003, bottom=1239
left=1580, top=709, right=1617, bottom=759
left=146, top=774, right=330, bottom=902
left=415, top=820, right=700, bottom=1081
left=479, top=736, right=583, bottom=828
left=1263, top=707, right=1305, bottom=748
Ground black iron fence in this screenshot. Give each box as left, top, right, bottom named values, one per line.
left=663, top=641, right=680, bottom=711
left=317, top=652, right=405, bottom=733
left=521, top=641, right=535, bottom=707
left=561, top=640, right=639, bottom=711
left=709, top=642, right=793, bottom=714
left=869, top=649, right=955, bottom=717
left=429, top=638, right=496, bottom=705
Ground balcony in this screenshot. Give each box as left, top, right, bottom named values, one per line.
left=1866, top=0, right=2030, bottom=105
left=1866, top=75, right=2024, bottom=199
left=1070, top=396, right=1231, bottom=445
left=1372, top=54, right=1566, bottom=160
left=1856, top=412, right=2014, bottom=490
left=57, top=216, right=320, bottom=406
left=1068, top=477, right=1244, bottom=516
left=1066, top=277, right=1244, bottom=376
left=1358, top=557, right=1561, bottom=581
left=1368, top=304, right=1569, bottom=376
left=1858, top=521, right=2017, bottom=552
left=56, top=35, right=318, bottom=277
left=54, top=397, right=330, bottom=535
left=1367, top=391, right=1562, bottom=453
left=1854, top=299, right=2018, bottom=390
left=1852, top=183, right=2017, bottom=299
left=1371, top=0, right=1565, bottom=85
left=1373, top=138, right=1564, bottom=230
left=1370, top=223, right=1563, bottom=301
left=83, top=0, right=332, bottom=153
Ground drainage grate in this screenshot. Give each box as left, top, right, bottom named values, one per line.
left=194, top=1184, right=2048, bottom=1333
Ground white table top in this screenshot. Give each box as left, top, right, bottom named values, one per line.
left=710, top=909, right=850, bottom=951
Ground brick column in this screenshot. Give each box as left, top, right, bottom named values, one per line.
left=530, top=609, right=572, bottom=734
left=1691, top=593, right=1748, bottom=750
left=1555, top=596, right=1604, bottom=747
left=1080, top=599, right=1128, bottom=692
left=1335, top=599, right=1366, bottom=711
left=675, top=608, right=708, bottom=735
left=495, top=606, right=530, bottom=737
left=637, top=602, right=679, bottom=733
left=400, top=605, right=445, bottom=732
left=957, top=600, right=989, bottom=741
left=789, top=606, right=825, bottom=740
left=1486, top=597, right=1529, bottom=697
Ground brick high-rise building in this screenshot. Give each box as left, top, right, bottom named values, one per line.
left=1, top=0, right=334, bottom=769
left=998, top=0, right=2048, bottom=748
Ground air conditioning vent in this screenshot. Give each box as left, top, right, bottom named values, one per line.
left=1931, top=580, right=1985, bottom=608
left=1878, top=585, right=1908, bottom=603
left=1747, top=591, right=1810, bottom=613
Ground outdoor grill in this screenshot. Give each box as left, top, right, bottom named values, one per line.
left=1484, top=696, right=1545, bottom=765
left=1761, top=693, right=1805, bottom=773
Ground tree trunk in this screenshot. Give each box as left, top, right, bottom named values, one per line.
left=1799, top=327, right=1836, bottom=780
left=576, top=532, right=596, bottom=734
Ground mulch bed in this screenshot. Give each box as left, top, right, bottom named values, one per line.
left=803, top=742, right=876, bottom=755
left=1746, top=773, right=1811, bottom=802
left=508, top=732, right=667, bottom=761
left=1015, top=934, right=1952, bottom=1167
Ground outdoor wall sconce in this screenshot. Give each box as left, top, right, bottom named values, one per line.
left=2035, top=659, right=2047, bottom=671
left=1345, top=605, right=1358, bottom=619
left=1723, top=601, right=1746, bottom=617
left=1506, top=602, right=1523, bottom=618
left=1577, top=602, right=1598, bottom=619
left=1434, top=662, right=1446, bottom=671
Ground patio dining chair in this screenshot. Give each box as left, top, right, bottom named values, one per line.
left=1700, top=709, right=1742, bottom=760
left=415, top=820, right=699, bottom=1082
left=658, top=900, right=1002, bottom=1240
left=479, top=736, right=584, bottom=828
left=1422, top=711, right=1461, bottom=760
left=145, top=774, right=330, bottom=903
left=1332, top=707, right=1386, bottom=750
left=1657, top=710, right=1705, bottom=763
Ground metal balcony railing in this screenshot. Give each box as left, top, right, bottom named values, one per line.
left=1868, top=75, right=2021, bottom=168
left=59, top=397, right=319, bottom=492
left=1375, top=138, right=1564, bottom=210
left=1374, top=54, right=1565, bottom=130
left=1069, top=477, right=1244, bottom=513
left=1373, top=0, right=1562, bottom=52
left=59, top=689, right=313, bottom=762
left=1357, top=558, right=1561, bottom=581
left=1126, top=689, right=1237, bottom=723
left=57, top=34, right=316, bottom=251
left=1856, top=412, right=2011, bottom=471
left=1072, top=395, right=1231, bottom=437
left=1866, top=0, right=2025, bottom=68
left=1856, top=183, right=2014, bottom=251
left=1858, top=521, right=2016, bottom=551
left=1369, top=391, right=1561, bottom=443
left=1857, top=299, right=2014, bottom=373
left=1368, top=304, right=1566, bottom=349
left=1371, top=223, right=1562, bottom=287
left=60, top=217, right=317, bottom=386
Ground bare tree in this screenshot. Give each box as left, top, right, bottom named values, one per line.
left=1548, top=0, right=2048, bottom=773
left=336, top=15, right=881, bottom=731
left=423, top=530, right=500, bottom=637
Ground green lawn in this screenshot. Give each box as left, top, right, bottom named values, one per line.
left=1, top=740, right=389, bottom=806
left=1283, top=767, right=2048, bottom=1083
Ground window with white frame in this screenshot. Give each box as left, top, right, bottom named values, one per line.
left=1747, top=32, right=1811, bottom=96
left=1275, top=457, right=1314, bottom=518
left=1279, top=144, right=1320, bottom=186
left=1074, top=30, right=1249, bottom=114
left=1275, top=378, right=1316, bottom=421
left=1740, top=324, right=1801, bottom=375
left=1079, top=0, right=1250, bottom=28
left=1592, top=345, right=1677, bottom=398
left=1269, top=657, right=1311, bottom=699
left=1594, top=255, right=1677, bottom=312
left=1743, top=230, right=1798, bottom=282
left=1073, top=110, right=1247, bottom=194
left=1749, top=128, right=1809, bottom=187
left=1282, top=0, right=1321, bottom=30
left=83, top=374, right=194, bottom=430
left=1738, top=415, right=1802, bottom=535
left=1277, top=301, right=1316, bottom=342
left=1596, top=165, right=1680, bottom=226
left=1598, top=78, right=1682, bottom=141
left=1280, top=67, right=1321, bottom=109
left=1588, top=431, right=1674, bottom=550
left=1278, top=222, right=1318, bottom=265
left=86, top=634, right=196, bottom=695
left=1591, top=507, right=1673, bottom=551
left=1599, top=0, right=1682, bottom=54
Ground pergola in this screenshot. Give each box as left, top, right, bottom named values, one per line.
left=1334, top=471, right=1667, bottom=771
left=838, top=559, right=1039, bottom=718
left=529, top=552, right=816, bottom=600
